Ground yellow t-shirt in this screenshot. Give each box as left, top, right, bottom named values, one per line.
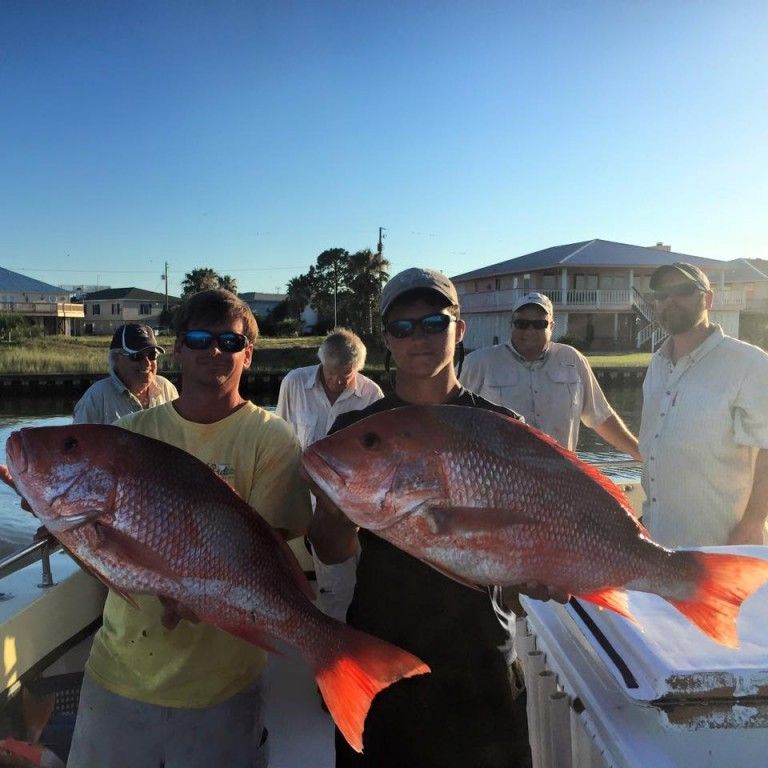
left=85, top=401, right=312, bottom=708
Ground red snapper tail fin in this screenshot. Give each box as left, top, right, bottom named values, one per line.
left=314, top=626, right=430, bottom=753
left=668, top=551, right=768, bottom=649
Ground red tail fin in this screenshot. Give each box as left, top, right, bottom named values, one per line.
left=668, top=552, right=768, bottom=648
left=314, top=626, right=430, bottom=753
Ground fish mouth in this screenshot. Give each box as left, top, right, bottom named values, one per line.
left=5, top=431, right=28, bottom=476
left=301, top=449, right=348, bottom=494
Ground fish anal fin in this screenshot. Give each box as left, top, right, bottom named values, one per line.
left=315, top=625, right=430, bottom=753
left=425, top=505, right=532, bottom=536
left=580, top=587, right=641, bottom=626
left=666, top=551, right=768, bottom=649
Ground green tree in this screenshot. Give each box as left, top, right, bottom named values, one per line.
left=348, top=248, right=390, bottom=335
left=218, top=274, right=238, bottom=294
left=181, top=268, right=221, bottom=297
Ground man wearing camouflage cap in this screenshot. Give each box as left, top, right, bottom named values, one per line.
left=640, top=262, right=768, bottom=546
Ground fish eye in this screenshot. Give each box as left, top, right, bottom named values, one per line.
left=63, top=437, right=79, bottom=452
left=360, top=432, right=380, bottom=450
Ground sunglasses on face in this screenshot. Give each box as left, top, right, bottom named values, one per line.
left=512, top=318, right=549, bottom=330
left=120, top=348, right=159, bottom=362
left=384, top=313, right=457, bottom=339
left=182, top=330, right=249, bottom=353
left=650, top=284, right=703, bottom=302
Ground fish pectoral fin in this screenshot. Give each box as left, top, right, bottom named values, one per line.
left=95, top=523, right=180, bottom=582
left=424, top=505, right=527, bottom=535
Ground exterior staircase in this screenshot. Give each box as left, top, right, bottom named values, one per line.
left=632, top=287, right=668, bottom=351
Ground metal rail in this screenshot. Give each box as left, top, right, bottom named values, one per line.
left=0, top=538, right=61, bottom=586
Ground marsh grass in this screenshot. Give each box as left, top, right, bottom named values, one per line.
left=0, top=334, right=647, bottom=375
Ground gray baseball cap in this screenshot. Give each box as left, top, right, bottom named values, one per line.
left=649, top=262, right=711, bottom=292
left=380, top=268, right=459, bottom=317
left=512, top=291, right=553, bottom=315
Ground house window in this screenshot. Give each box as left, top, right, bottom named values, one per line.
left=140, top=303, right=151, bottom=315
left=495, top=278, right=501, bottom=290
left=111, top=304, right=121, bottom=315
left=92, top=305, right=101, bottom=315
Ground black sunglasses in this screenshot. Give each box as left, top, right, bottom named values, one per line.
left=182, top=330, right=249, bottom=353
left=121, top=348, right=160, bottom=362
left=512, top=318, right=549, bottom=330
left=385, top=313, right=457, bottom=339
left=650, top=284, right=703, bottom=302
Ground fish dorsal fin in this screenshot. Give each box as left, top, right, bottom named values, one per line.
left=424, top=505, right=535, bottom=536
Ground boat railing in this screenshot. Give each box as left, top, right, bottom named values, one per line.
left=0, top=538, right=62, bottom=587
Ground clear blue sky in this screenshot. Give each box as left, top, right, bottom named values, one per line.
left=1, top=0, right=766, bottom=296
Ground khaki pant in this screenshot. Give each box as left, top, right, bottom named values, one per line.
left=67, top=673, right=269, bottom=768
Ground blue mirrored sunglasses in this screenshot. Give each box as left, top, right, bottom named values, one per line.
left=385, top=313, right=456, bottom=339
left=182, top=330, right=249, bottom=352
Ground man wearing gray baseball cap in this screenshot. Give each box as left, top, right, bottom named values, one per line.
left=460, top=290, right=640, bottom=457
left=640, top=262, right=768, bottom=546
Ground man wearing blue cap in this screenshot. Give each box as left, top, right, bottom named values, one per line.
left=640, top=262, right=768, bottom=546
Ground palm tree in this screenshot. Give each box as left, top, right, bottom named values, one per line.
left=349, top=248, right=390, bottom=334
left=181, top=268, right=221, bottom=297
left=218, top=274, right=238, bottom=294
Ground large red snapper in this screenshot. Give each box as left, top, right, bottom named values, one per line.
left=3, top=425, right=429, bottom=753
left=303, top=405, right=768, bottom=649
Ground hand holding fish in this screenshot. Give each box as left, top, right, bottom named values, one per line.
left=0, top=464, right=33, bottom=513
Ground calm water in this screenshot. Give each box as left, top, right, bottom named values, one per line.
left=0, top=385, right=643, bottom=556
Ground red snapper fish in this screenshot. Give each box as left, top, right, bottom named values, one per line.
left=4, top=425, right=429, bottom=753
left=302, top=405, right=768, bottom=649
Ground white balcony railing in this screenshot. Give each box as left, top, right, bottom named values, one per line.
left=459, top=287, right=747, bottom=313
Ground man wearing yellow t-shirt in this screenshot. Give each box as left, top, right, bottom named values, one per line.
left=68, top=289, right=312, bottom=768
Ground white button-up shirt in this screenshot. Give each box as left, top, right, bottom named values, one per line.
left=275, top=364, right=384, bottom=450
left=639, top=326, right=768, bottom=546
left=460, top=341, right=613, bottom=451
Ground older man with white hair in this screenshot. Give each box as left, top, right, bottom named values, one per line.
left=73, top=323, right=178, bottom=425
left=277, top=327, right=383, bottom=620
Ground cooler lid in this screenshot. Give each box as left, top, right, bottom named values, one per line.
left=565, top=545, right=768, bottom=702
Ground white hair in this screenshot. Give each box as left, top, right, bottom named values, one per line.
left=317, top=328, right=367, bottom=371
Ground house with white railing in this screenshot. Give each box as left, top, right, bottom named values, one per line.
left=451, top=239, right=768, bottom=351
left=0, top=266, right=84, bottom=335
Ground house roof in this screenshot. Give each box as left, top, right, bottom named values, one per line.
left=451, top=239, right=765, bottom=282
left=83, top=287, right=179, bottom=302
left=0, top=266, right=68, bottom=294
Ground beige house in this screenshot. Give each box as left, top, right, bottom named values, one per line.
left=0, top=266, right=83, bottom=335
left=451, top=239, right=768, bottom=351
left=82, top=287, right=179, bottom=335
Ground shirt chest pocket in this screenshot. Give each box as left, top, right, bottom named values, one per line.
left=485, top=367, right=520, bottom=400
left=294, top=415, right=320, bottom=449
left=546, top=364, right=582, bottom=407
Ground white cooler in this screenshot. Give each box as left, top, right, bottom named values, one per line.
left=517, top=545, right=768, bottom=768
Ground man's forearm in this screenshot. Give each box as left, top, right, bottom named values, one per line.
left=593, top=414, right=641, bottom=461
left=308, top=500, right=360, bottom=564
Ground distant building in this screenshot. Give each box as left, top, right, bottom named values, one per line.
left=238, top=292, right=286, bottom=318
left=452, top=239, right=768, bottom=351
left=60, top=284, right=109, bottom=301
left=0, top=266, right=84, bottom=335
left=82, top=287, right=179, bottom=335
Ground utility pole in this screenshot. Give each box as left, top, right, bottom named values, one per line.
left=161, top=262, right=169, bottom=312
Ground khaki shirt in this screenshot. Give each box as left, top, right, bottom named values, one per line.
left=73, top=370, right=178, bottom=425
left=639, top=326, right=768, bottom=546
left=460, top=341, right=612, bottom=450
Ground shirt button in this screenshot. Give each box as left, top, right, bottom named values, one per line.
left=660, top=413, right=665, bottom=417
left=652, top=497, right=657, bottom=502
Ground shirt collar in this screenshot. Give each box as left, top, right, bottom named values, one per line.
left=505, top=341, right=551, bottom=365
left=658, top=325, right=724, bottom=364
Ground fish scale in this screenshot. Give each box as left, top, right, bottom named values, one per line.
left=303, top=404, right=768, bottom=649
